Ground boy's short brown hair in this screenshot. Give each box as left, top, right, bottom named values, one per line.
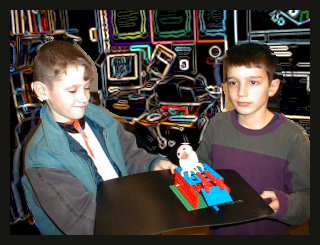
left=223, top=42, right=281, bottom=83
left=33, top=40, right=97, bottom=88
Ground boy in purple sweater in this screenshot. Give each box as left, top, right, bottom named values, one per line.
left=196, top=42, right=310, bottom=235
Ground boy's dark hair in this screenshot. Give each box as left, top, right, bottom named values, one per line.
left=33, top=40, right=97, bottom=88
left=223, top=42, right=281, bottom=83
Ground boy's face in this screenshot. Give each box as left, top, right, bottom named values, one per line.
left=46, top=65, right=91, bottom=123
left=226, top=65, right=279, bottom=118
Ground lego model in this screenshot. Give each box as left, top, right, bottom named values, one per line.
left=170, top=143, right=233, bottom=211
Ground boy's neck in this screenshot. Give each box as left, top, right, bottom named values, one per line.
left=57, top=117, right=86, bottom=133
left=237, top=110, right=275, bottom=130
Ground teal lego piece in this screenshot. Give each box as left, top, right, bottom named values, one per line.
left=201, top=186, right=233, bottom=212
left=202, top=163, right=224, bottom=179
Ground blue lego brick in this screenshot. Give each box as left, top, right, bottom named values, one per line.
left=201, top=186, right=233, bottom=210
left=202, top=163, right=224, bottom=179
left=212, top=205, right=220, bottom=212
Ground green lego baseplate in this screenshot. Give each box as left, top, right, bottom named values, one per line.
left=169, top=185, right=208, bottom=211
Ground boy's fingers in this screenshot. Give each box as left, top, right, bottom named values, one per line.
left=260, top=190, right=276, bottom=200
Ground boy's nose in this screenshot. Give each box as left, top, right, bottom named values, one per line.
left=78, top=89, right=90, bottom=102
left=238, top=83, right=248, bottom=97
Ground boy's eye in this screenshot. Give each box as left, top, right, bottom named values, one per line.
left=227, top=81, right=236, bottom=86
left=68, top=90, right=76, bottom=93
left=250, top=80, right=258, bottom=85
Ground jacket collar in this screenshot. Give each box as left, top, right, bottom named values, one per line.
left=40, top=103, right=114, bottom=153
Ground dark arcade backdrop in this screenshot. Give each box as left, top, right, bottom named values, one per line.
left=9, top=10, right=310, bottom=234
left=68, top=10, right=310, bottom=156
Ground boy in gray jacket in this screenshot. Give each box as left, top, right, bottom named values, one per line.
left=23, top=40, right=177, bottom=235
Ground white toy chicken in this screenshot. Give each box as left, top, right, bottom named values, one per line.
left=177, top=143, right=204, bottom=177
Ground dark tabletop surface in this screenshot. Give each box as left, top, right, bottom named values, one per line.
left=95, top=169, right=274, bottom=235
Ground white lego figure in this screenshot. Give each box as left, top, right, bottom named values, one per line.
left=177, top=143, right=204, bottom=177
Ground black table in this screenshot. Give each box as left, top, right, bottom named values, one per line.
left=95, top=169, right=274, bottom=235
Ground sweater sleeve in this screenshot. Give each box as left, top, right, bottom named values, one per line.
left=196, top=117, right=215, bottom=166
left=276, top=131, right=310, bottom=225
left=25, top=167, right=96, bottom=234
left=117, top=123, right=169, bottom=174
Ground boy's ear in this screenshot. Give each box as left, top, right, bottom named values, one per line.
left=268, top=79, right=280, bottom=97
left=31, top=81, right=49, bottom=102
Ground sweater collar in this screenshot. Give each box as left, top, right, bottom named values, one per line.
left=230, top=110, right=285, bottom=136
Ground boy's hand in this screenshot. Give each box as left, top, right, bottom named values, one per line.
left=260, top=190, right=280, bottom=213
left=153, top=160, right=178, bottom=174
